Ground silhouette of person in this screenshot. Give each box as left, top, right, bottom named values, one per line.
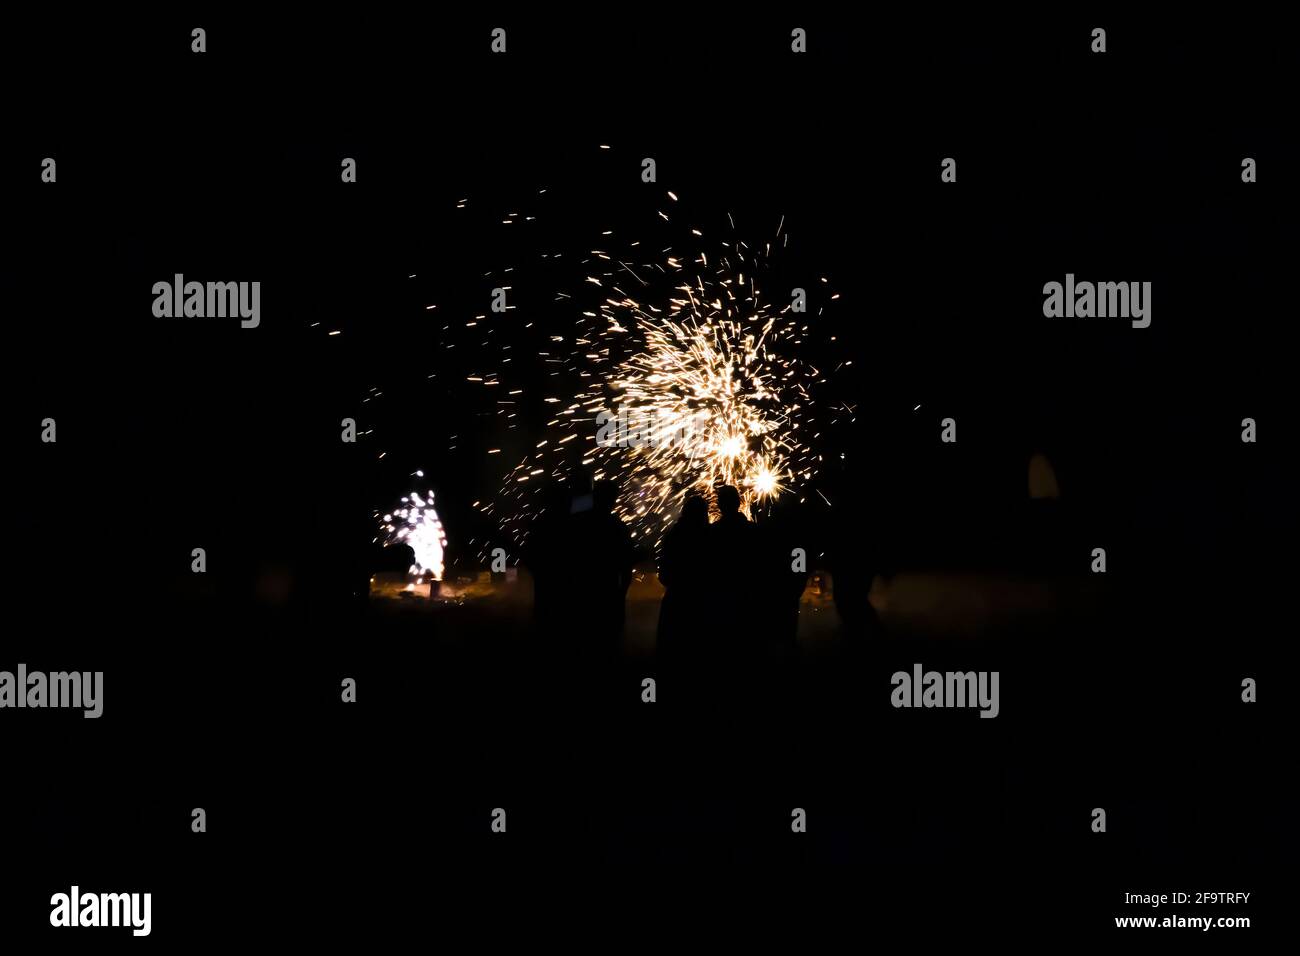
left=522, top=485, right=573, bottom=637
left=657, top=493, right=710, bottom=667
left=569, top=479, right=635, bottom=658
left=705, top=484, right=757, bottom=662
left=828, top=510, right=885, bottom=644
left=752, top=496, right=807, bottom=657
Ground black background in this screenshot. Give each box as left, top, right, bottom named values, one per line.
left=1, top=9, right=1292, bottom=945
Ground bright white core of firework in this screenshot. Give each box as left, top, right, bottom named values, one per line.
left=381, top=490, right=447, bottom=580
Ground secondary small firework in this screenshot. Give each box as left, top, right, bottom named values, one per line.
left=379, top=489, right=448, bottom=580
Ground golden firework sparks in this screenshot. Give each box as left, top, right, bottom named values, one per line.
left=477, top=204, right=834, bottom=552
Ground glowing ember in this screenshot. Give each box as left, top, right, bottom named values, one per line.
left=380, top=489, right=447, bottom=580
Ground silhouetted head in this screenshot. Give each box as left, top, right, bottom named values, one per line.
left=715, top=485, right=741, bottom=516
left=679, top=494, right=708, bottom=528
left=593, top=480, right=619, bottom=515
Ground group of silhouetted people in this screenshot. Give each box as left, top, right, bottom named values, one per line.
left=523, top=481, right=811, bottom=672
left=657, top=485, right=808, bottom=672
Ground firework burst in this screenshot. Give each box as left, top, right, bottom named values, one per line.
left=582, top=251, right=818, bottom=531
left=481, top=208, right=836, bottom=550
left=379, top=489, right=448, bottom=580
